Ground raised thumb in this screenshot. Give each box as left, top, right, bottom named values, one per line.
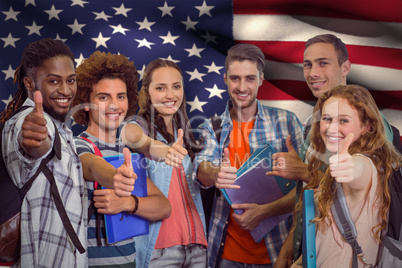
left=123, top=147, right=133, bottom=169
left=222, top=147, right=231, bottom=167
left=33, top=90, right=44, bottom=115
left=175, top=128, right=184, bottom=147
left=286, top=135, right=296, bottom=153
left=339, top=133, right=354, bottom=154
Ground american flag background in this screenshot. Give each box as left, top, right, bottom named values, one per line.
left=1, top=0, right=401, bottom=138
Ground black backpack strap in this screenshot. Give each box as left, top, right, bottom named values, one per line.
left=10, top=106, right=60, bottom=195
left=383, top=236, right=402, bottom=261
left=331, top=184, right=373, bottom=268
left=210, top=116, right=223, bottom=199
left=5, top=106, right=31, bottom=121
left=211, top=116, right=222, bottom=142
left=11, top=116, right=85, bottom=254
left=45, top=123, right=86, bottom=254
left=200, top=116, right=223, bottom=235
left=19, top=145, right=55, bottom=197
left=41, top=164, right=85, bottom=253
left=390, top=125, right=402, bottom=155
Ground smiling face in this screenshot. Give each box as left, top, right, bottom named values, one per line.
left=86, top=78, right=128, bottom=139
left=224, top=60, right=263, bottom=117
left=148, top=66, right=183, bottom=124
left=26, top=56, right=77, bottom=122
left=303, top=43, right=350, bottom=98
left=320, top=96, right=367, bottom=153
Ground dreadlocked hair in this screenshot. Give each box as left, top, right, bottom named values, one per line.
left=0, top=38, right=74, bottom=122
left=293, top=85, right=402, bottom=241
left=137, top=58, right=199, bottom=160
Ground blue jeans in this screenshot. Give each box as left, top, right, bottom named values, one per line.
left=149, top=244, right=207, bottom=268
left=218, top=259, right=273, bottom=268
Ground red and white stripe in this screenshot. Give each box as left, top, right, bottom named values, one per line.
left=233, top=0, right=402, bottom=132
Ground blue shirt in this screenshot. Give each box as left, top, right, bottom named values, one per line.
left=129, top=121, right=207, bottom=268
left=193, top=100, right=304, bottom=267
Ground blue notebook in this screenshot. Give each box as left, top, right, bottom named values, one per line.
left=221, top=144, right=296, bottom=242
left=102, top=153, right=149, bottom=244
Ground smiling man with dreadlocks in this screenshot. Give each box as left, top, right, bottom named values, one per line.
left=1, top=38, right=87, bottom=268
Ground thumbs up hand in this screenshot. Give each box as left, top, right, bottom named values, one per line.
left=123, top=147, right=133, bottom=169
left=165, top=128, right=188, bottom=167
left=21, top=91, right=48, bottom=149
left=33, top=90, right=44, bottom=116
left=328, top=133, right=355, bottom=183
left=215, top=148, right=239, bottom=189
left=114, top=148, right=137, bottom=197
left=267, top=135, right=309, bottom=181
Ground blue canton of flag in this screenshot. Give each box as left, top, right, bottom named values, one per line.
left=0, top=0, right=234, bottom=135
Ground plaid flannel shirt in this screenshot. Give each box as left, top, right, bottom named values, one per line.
left=2, top=98, right=87, bottom=268
left=193, top=100, right=304, bottom=267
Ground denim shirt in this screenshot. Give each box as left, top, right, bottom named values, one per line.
left=129, top=121, right=207, bottom=268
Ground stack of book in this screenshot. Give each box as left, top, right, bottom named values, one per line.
left=102, top=153, right=149, bottom=244
left=221, top=144, right=296, bottom=242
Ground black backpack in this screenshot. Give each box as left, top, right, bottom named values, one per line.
left=0, top=106, right=85, bottom=264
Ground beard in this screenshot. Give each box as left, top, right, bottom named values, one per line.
left=33, top=86, right=69, bottom=123
left=43, top=104, right=68, bottom=122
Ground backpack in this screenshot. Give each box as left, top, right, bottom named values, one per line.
left=0, top=106, right=85, bottom=264
left=331, top=167, right=402, bottom=268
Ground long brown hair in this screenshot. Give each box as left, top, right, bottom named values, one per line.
left=295, top=84, right=401, bottom=239
left=137, top=58, right=198, bottom=160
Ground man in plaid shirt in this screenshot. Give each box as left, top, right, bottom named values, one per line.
left=1, top=39, right=87, bottom=267
left=193, top=43, right=304, bottom=268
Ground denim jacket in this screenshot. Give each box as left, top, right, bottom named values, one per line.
left=130, top=121, right=207, bottom=268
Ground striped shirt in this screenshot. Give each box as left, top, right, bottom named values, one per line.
left=193, top=100, right=304, bottom=267
left=2, top=98, right=87, bottom=268
left=74, top=132, right=136, bottom=267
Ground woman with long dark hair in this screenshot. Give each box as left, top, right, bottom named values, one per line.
left=121, top=59, right=207, bottom=268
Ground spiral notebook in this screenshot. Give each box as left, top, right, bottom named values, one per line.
left=102, top=153, right=149, bottom=244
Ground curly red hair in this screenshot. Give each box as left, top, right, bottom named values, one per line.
left=295, top=84, right=401, bottom=240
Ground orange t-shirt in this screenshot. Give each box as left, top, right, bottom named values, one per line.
left=221, top=120, right=271, bottom=264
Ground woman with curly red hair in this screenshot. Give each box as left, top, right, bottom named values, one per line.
left=292, top=84, right=401, bottom=268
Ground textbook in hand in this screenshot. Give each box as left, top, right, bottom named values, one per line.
left=221, top=145, right=296, bottom=243
left=102, top=153, right=149, bottom=244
